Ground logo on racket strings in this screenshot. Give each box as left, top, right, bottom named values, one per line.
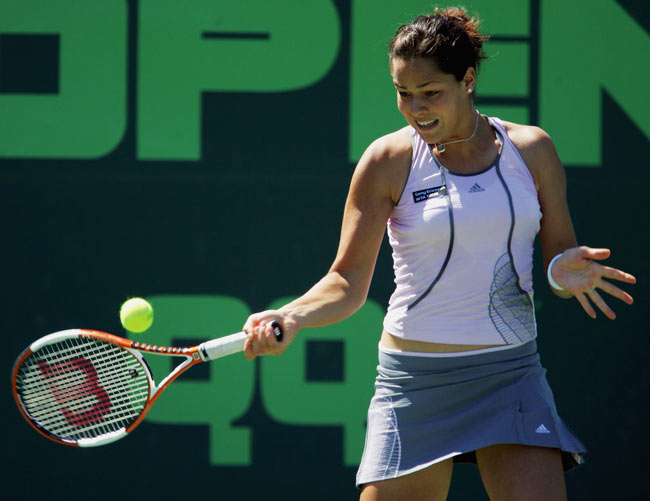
left=38, top=357, right=111, bottom=427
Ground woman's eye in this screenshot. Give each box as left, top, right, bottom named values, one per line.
left=398, top=91, right=410, bottom=97
left=425, top=91, right=439, bottom=97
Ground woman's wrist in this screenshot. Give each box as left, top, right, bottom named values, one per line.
left=278, top=306, right=304, bottom=332
left=547, top=253, right=566, bottom=291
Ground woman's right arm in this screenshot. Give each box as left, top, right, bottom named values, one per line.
left=243, top=130, right=410, bottom=359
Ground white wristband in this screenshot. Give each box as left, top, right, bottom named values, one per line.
left=547, top=253, right=565, bottom=291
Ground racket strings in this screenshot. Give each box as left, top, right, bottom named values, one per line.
left=18, top=342, right=147, bottom=440
left=20, top=343, right=149, bottom=438
left=20, top=342, right=142, bottom=411
left=21, top=344, right=144, bottom=405
left=25, top=378, right=150, bottom=430
left=16, top=337, right=150, bottom=442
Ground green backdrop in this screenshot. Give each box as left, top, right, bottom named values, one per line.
left=2, top=1, right=648, bottom=499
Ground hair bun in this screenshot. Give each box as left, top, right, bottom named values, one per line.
left=435, top=7, right=488, bottom=53
left=390, top=6, right=489, bottom=81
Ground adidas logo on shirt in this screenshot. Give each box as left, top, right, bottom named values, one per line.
left=535, top=424, right=551, bottom=434
left=468, top=183, right=485, bottom=193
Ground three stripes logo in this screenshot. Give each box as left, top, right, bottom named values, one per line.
left=535, top=424, right=551, bottom=434
left=469, top=183, right=485, bottom=193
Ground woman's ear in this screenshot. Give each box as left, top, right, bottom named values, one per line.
left=462, top=66, right=477, bottom=94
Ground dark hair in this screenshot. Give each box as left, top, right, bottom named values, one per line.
left=389, top=7, right=489, bottom=81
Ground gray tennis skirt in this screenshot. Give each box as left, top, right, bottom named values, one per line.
left=356, top=340, right=585, bottom=487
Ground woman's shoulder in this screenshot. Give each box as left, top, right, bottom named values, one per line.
left=499, top=120, right=556, bottom=158
left=355, top=127, right=413, bottom=204
left=498, top=120, right=564, bottom=190
left=357, top=126, right=412, bottom=182
left=363, top=126, right=413, bottom=164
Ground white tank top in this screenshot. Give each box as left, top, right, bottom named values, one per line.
left=383, top=117, right=542, bottom=345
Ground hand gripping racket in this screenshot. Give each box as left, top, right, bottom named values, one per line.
left=11, top=323, right=282, bottom=447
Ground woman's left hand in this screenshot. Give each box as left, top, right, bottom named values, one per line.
left=550, top=246, right=636, bottom=319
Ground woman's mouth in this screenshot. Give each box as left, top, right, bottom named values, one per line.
left=415, top=118, right=439, bottom=130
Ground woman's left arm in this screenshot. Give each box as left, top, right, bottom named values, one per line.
left=510, top=123, right=636, bottom=319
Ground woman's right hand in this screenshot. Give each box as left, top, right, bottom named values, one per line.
left=242, top=310, right=301, bottom=360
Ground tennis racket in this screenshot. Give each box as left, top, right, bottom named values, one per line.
left=11, top=323, right=282, bottom=447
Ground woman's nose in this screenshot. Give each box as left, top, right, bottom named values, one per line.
left=410, top=96, right=428, bottom=114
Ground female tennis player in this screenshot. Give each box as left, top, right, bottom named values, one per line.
left=243, top=7, right=636, bottom=500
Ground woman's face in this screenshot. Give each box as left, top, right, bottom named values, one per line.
left=390, top=57, right=475, bottom=145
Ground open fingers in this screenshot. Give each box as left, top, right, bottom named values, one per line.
left=576, top=287, right=623, bottom=320
left=575, top=292, right=597, bottom=319
left=578, top=246, right=611, bottom=261
left=596, top=278, right=634, bottom=305
left=600, top=265, right=637, bottom=285
left=586, top=289, right=616, bottom=320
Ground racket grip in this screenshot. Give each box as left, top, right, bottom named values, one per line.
left=200, top=332, right=248, bottom=360
left=200, top=322, right=283, bottom=360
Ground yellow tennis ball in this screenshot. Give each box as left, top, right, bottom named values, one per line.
left=120, top=297, right=154, bottom=333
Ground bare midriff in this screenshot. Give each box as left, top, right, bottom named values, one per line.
left=380, top=329, right=503, bottom=353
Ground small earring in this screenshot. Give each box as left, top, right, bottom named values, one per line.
left=467, top=88, right=473, bottom=94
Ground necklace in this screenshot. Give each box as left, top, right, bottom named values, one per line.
left=434, top=111, right=480, bottom=153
